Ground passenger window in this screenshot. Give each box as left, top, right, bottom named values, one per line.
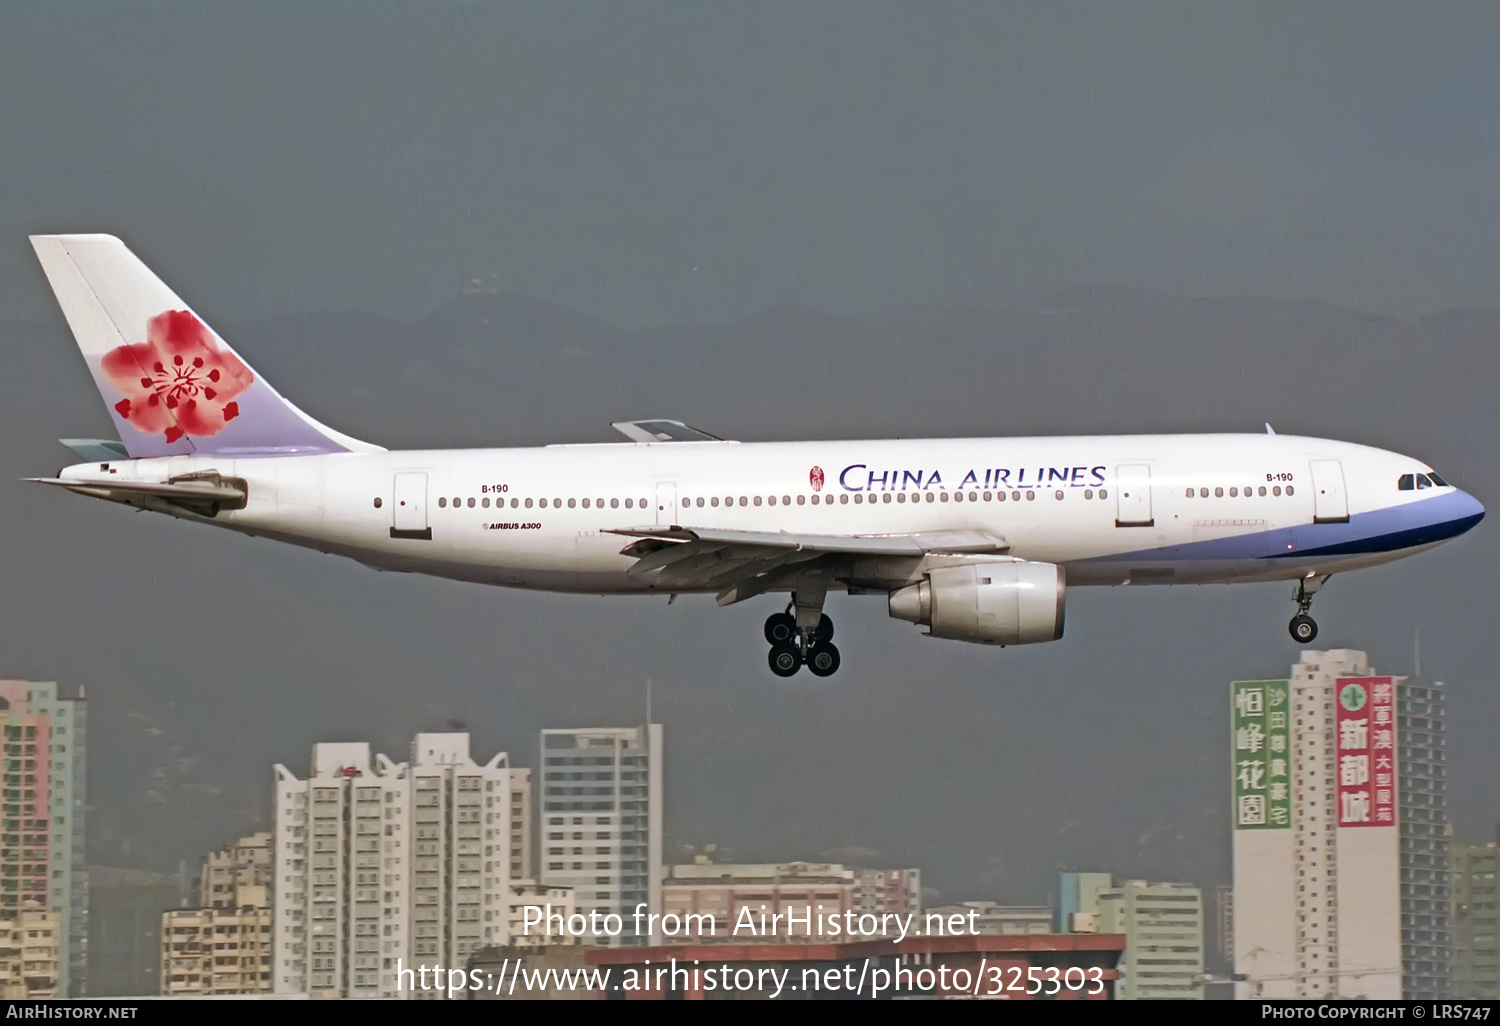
left=923, top=492, right=933, bottom=503
left=1085, top=489, right=1094, bottom=500
left=1215, top=487, right=1224, bottom=498
left=525, top=498, right=534, bottom=508
left=969, top=492, right=978, bottom=502
left=840, top=494, right=849, bottom=504
left=513, top=498, right=520, bottom=508
left=739, top=497, right=747, bottom=506
left=1012, top=491, right=1022, bottom=501
left=1258, top=486, right=1267, bottom=497
left=610, top=498, right=619, bottom=508
left=783, top=495, right=791, bottom=505
left=1185, top=488, right=1194, bottom=498
left=482, top=497, right=490, bottom=508
left=754, top=496, right=763, bottom=506
left=710, top=497, right=719, bottom=507
left=373, top=497, right=382, bottom=508
left=697, top=497, right=705, bottom=507
left=438, top=497, right=447, bottom=508
left=538, top=498, right=548, bottom=508
left=1229, top=488, right=1238, bottom=498
left=940, top=492, right=950, bottom=502
left=767, top=496, right=776, bottom=506
left=568, top=498, right=576, bottom=508
left=983, top=491, right=993, bottom=501
left=1099, top=489, right=1107, bottom=499
left=1416, top=474, right=1432, bottom=489
left=1398, top=474, right=1414, bottom=491
left=854, top=494, right=863, bottom=504
left=886, top=493, right=895, bottom=503
left=1286, top=486, right=1294, bottom=496
left=1054, top=490, right=1063, bottom=500
left=997, top=491, right=1007, bottom=501
left=797, top=495, right=805, bottom=505
left=1199, top=487, right=1208, bottom=498
left=1272, top=486, right=1281, bottom=496
left=624, top=498, right=632, bottom=508
left=1025, top=491, right=1035, bottom=501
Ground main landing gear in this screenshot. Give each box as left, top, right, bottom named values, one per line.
left=1288, top=575, right=1329, bottom=644
left=765, top=595, right=841, bottom=678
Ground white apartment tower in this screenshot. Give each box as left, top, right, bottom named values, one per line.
left=538, top=725, right=662, bottom=945
left=271, top=734, right=531, bottom=998
left=1232, top=650, right=1451, bottom=999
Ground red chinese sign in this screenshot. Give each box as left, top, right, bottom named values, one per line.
left=1334, top=676, right=1396, bottom=828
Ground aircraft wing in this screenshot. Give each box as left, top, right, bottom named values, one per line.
left=610, top=420, right=728, bottom=443
left=604, top=525, right=1008, bottom=604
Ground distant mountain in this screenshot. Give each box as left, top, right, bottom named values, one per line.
left=1, top=290, right=1496, bottom=897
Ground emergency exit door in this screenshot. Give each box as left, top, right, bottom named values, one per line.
left=1309, top=460, right=1350, bottom=523
left=1114, top=465, right=1154, bottom=527
left=655, top=482, right=678, bottom=527
left=391, top=472, right=432, bottom=540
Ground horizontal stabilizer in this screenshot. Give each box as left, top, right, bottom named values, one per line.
left=24, top=474, right=247, bottom=514
left=59, top=438, right=129, bottom=461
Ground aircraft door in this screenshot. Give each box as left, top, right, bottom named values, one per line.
left=391, top=472, right=432, bottom=539
left=655, top=482, right=678, bottom=527
left=1114, top=465, right=1154, bottom=527
left=1309, top=460, right=1350, bottom=523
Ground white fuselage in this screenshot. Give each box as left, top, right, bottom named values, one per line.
left=57, top=433, right=1483, bottom=597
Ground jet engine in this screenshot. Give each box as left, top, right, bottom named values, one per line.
left=887, top=561, right=1065, bottom=645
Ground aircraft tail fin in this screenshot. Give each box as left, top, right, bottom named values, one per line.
left=29, top=234, right=381, bottom=458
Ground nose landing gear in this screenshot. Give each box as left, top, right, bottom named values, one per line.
left=764, top=589, right=840, bottom=677
left=1288, top=575, right=1329, bottom=644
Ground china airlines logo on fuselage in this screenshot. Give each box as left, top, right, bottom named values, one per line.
left=810, top=466, right=825, bottom=491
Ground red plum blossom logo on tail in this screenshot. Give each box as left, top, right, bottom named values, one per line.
left=810, top=466, right=825, bottom=491
left=100, top=311, right=254, bottom=444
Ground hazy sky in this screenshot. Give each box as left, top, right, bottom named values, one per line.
left=4, top=3, right=1500, bottom=326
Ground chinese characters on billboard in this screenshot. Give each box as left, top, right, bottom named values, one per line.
left=1231, top=680, right=1292, bottom=829
left=1334, top=677, right=1396, bottom=828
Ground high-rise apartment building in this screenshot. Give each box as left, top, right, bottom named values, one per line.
left=0, top=908, right=62, bottom=998
left=271, top=734, right=531, bottom=998
left=1231, top=650, right=1451, bottom=999
left=1060, top=873, right=1204, bottom=999
left=538, top=725, right=662, bottom=945
left=855, top=868, right=922, bottom=916
left=160, top=833, right=274, bottom=995
left=0, top=681, right=86, bottom=996
left=1452, top=842, right=1499, bottom=998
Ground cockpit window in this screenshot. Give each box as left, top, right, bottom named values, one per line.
left=1416, top=474, right=1433, bottom=489
left=1398, top=474, right=1415, bottom=491
left=1427, top=472, right=1449, bottom=487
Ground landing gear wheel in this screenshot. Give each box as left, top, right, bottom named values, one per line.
left=814, top=614, right=834, bottom=644
left=768, top=644, right=803, bottom=677
left=1289, top=614, right=1318, bottom=644
left=806, top=643, right=841, bottom=677
left=764, top=613, right=796, bottom=646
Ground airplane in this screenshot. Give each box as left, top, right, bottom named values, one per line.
left=24, top=234, right=1485, bottom=677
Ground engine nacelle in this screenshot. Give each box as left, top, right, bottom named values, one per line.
left=888, top=561, right=1065, bottom=645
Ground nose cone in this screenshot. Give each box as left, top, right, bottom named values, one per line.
left=1453, top=490, right=1485, bottom=534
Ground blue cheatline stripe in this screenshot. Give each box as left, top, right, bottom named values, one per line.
left=1077, top=490, right=1484, bottom=564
